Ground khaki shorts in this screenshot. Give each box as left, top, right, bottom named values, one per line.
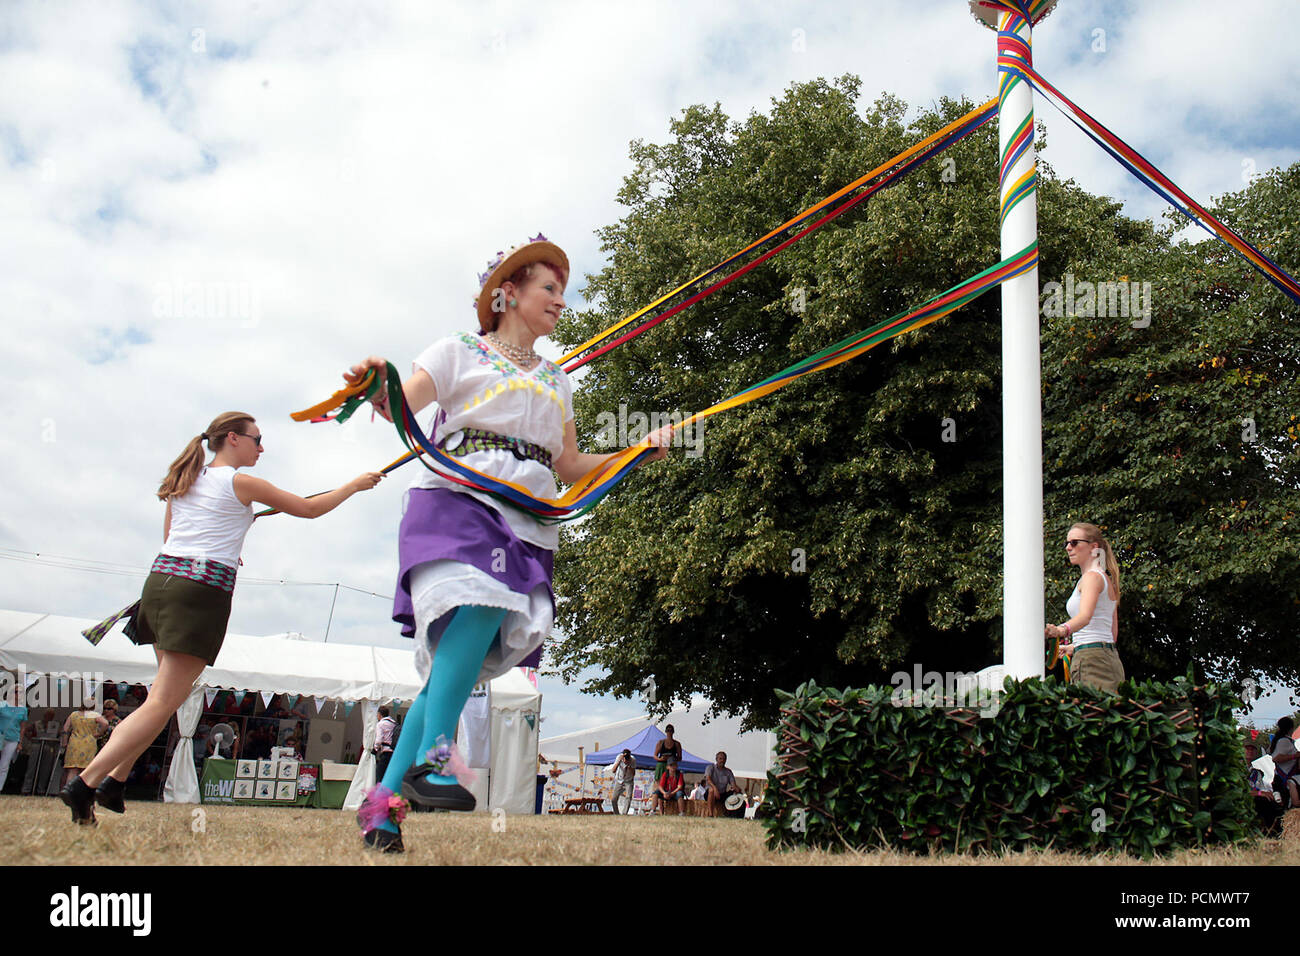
left=1070, top=643, right=1125, bottom=693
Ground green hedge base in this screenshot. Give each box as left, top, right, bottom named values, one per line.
left=762, top=673, right=1253, bottom=856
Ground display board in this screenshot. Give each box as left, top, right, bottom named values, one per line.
left=199, top=758, right=319, bottom=807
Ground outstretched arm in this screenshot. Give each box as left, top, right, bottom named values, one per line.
left=233, top=472, right=383, bottom=518
left=553, top=418, right=670, bottom=486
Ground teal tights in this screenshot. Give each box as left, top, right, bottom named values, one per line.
left=373, top=605, right=506, bottom=832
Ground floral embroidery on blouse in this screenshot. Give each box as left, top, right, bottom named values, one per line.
left=456, top=331, right=567, bottom=417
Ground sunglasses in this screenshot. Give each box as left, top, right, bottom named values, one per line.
left=238, top=432, right=263, bottom=448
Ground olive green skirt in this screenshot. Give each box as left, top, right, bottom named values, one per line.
left=129, top=572, right=233, bottom=666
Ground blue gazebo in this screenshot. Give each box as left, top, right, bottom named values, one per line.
left=582, top=725, right=710, bottom=773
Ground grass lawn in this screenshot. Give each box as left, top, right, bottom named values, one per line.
left=3, top=796, right=1297, bottom=865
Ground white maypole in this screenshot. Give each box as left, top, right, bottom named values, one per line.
left=970, top=0, right=1057, bottom=679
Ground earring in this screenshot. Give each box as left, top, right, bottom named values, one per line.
left=509, top=298, right=517, bottom=308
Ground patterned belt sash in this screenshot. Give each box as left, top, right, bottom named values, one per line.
left=81, top=555, right=237, bottom=646
left=151, top=554, right=238, bottom=593
left=438, top=427, right=554, bottom=469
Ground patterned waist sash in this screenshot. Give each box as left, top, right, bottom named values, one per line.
left=82, top=555, right=237, bottom=646
left=438, top=427, right=554, bottom=470
left=151, top=554, right=238, bottom=593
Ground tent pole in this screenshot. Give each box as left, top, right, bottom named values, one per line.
left=323, top=583, right=339, bottom=643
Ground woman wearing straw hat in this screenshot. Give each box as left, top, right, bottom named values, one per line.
left=1045, top=522, right=1125, bottom=693
left=62, top=414, right=383, bottom=825
left=347, top=235, right=671, bottom=852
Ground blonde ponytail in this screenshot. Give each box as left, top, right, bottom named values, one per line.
left=157, top=412, right=255, bottom=500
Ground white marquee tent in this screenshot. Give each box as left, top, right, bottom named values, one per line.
left=0, top=609, right=541, bottom=814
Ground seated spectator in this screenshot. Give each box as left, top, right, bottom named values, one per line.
left=1245, top=737, right=1283, bottom=832
left=690, top=778, right=708, bottom=801
left=705, top=751, right=744, bottom=818
left=1270, top=717, right=1299, bottom=809
left=652, top=758, right=686, bottom=815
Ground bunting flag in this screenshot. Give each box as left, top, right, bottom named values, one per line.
left=1004, top=64, right=1300, bottom=305
left=280, top=244, right=1037, bottom=523
left=261, top=691, right=273, bottom=709
left=344, top=701, right=355, bottom=717
left=233, top=690, right=246, bottom=708
left=204, top=688, right=218, bottom=709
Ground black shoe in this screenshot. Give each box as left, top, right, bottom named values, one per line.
left=401, top=764, right=476, bottom=811
left=362, top=827, right=404, bottom=853
left=60, top=776, right=97, bottom=826
left=95, top=777, right=126, bottom=814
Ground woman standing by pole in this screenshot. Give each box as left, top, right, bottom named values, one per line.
left=1045, top=522, right=1125, bottom=693
left=64, top=413, right=382, bottom=825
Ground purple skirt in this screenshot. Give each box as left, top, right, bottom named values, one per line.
left=393, top=487, right=554, bottom=670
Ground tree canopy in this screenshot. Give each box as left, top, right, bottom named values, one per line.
left=550, top=76, right=1300, bottom=730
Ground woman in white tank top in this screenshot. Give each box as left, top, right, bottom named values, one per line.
left=1045, top=522, right=1126, bottom=693
left=63, top=412, right=384, bottom=826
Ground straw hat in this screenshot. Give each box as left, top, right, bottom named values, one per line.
left=473, top=233, right=569, bottom=332
left=724, top=793, right=745, bottom=811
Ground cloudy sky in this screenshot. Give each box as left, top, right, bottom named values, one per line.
left=2, top=0, right=1297, bottom=733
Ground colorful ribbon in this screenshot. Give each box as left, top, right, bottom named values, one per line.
left=1003, top=64, right=1300, bottom=305
left=278, top=243, right=1038, bottom=522
left=558, top=97, right=1000, bottom=372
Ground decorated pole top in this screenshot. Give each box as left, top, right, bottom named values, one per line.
left=968, top=0, right=1059, bottom=30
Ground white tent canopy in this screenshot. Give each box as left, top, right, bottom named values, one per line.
left=539, top=701, right=777, bottom=781
left=0, top=610, right=541, bottom=812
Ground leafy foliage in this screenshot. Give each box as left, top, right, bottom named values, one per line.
left=550, top=75, right=1300, bottom=730
left=761, top=675, right=1254, bottom=856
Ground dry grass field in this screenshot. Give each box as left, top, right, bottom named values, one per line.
left=3, top=796, right=1297, bottom=866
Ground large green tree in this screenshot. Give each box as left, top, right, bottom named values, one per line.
left=550, top=76, right=1300, bottom=730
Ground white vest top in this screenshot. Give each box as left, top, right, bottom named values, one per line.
left=1066, top=567, right=1117, bottom=645
left=163, top=466, right=254, bottom=568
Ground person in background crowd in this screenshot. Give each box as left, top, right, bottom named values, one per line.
left=1270, top=716, right=1299, bottom=808
left=610, top=747, right=637, bottom=814
left=652, top=757, right=686, bottom=815
left=1245, top=736, right=1283, bottom=832
left=374, top=706, right=398, bottom=782
left=653, top=725, right=682, bottom=786
left=705, top=751, right=744, bottom=818
left=61, top=697, right=109, bottom=790
left=98, top=700, right=122, bottom=750
left=0, top=701, right=28, bottom=792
